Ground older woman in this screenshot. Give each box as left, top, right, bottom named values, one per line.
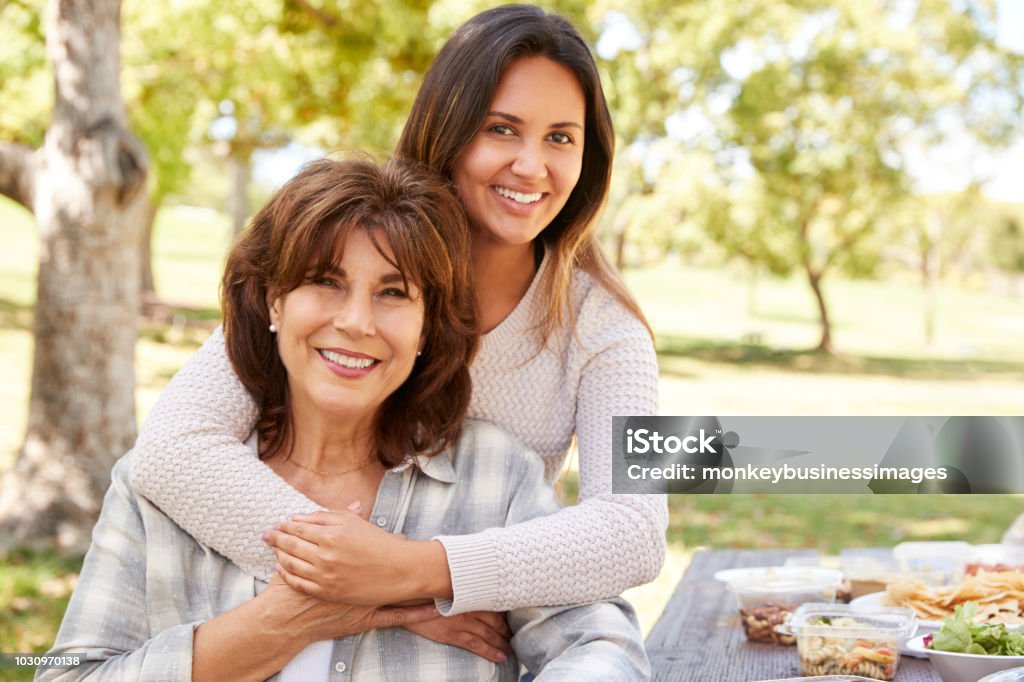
left=37, top=158, right=648, bottom=681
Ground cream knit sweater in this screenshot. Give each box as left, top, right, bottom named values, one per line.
left=130, top=252, right=666, bottom=615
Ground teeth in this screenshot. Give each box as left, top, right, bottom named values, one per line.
left=319, top=349, right=375, bottom=369
left=495, top=186, right=542, bottom=204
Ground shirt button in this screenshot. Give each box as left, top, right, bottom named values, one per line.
left=375, top=516, right=387, bottom=527
left=334, top=661, right=347, bottom=673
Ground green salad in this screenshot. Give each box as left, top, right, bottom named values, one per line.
left=927, top=602, right=1024, bottom=656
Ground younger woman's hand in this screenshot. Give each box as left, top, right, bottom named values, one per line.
left=404, top=611, right=513, bottom=664
left=263, top=509, right=431, bottom=604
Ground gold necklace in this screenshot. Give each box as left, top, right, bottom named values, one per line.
left=285, top=456, right=378, bottom=477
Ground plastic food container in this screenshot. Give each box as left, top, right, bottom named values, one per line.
left=969, top=544, right=1024, bottom=575
left=840, top=556, right=903, bottom=599
left=778, top=603, right=917, bottom=681
left=715, top=567, right=843, bottom=645
left=785, top=556, right=853, bottom=603
left=847, top=591, right=939, bottom=657
left=892, top=541, right=970, bottom=584
left=840, top=544, right=979, bottom=601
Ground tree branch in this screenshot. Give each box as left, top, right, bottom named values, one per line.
left=0, top=141, right=38, bottom=211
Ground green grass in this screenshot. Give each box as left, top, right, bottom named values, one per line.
left=2, top=196, right=1024, bottom=648
left=0, top=203, right=37, bottom=308
left=668, top=494, right=1023, bottom=551
left=149, top=205, right=231, bottom=308
left=0, top=550, right=81, bottom=682
left=627, top=261, right=1024, bottom=364
left=623, top=261, right=1024, bottom=416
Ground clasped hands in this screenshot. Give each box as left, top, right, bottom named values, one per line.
left=262, top=509, right=512, bottom=663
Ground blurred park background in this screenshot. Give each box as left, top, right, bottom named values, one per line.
left=1, top=0, right=1023, bottom=674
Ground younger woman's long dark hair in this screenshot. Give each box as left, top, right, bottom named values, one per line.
left=396, top=4, right=651, bottom=342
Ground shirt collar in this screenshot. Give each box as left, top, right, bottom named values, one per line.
left=391, top=450, right=457, bottom=484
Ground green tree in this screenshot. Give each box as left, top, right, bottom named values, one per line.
left=596, top=0, right=1023, bottom=352
left=4, top=0, right=457, bottom=302
left=0, top=0, right=454, bottom=548
left=119, top=0, right=443, bottom=265
left=587, top=2, right=700, bottom=269
left=992, top=216, right=1024, bottom=280
left=882, top=188, right=992, bottom=345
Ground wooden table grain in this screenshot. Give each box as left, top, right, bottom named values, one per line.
left=645, top=548, right=941, bottom=682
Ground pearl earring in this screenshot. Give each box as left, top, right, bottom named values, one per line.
left=269, top=323, right=278, bottom=333
left=416, top=350, right=422, bottom=357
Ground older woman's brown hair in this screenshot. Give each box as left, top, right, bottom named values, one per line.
left=396, top=3, right=651, bottom=342
left=221, top=157, right=477, bottom=466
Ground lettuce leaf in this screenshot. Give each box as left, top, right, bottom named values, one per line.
left=929, top=602, right=1024, bottom=656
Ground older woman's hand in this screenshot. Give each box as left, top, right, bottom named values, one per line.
left=192, top=571, right=441, bottom=681
left=260, top=570, right=442, bottom=642
left=264, top=509, right=450, bottom=605
left=404, top=611, right=513, bottom=663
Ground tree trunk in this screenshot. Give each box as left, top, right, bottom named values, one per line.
left=797, top=215, right=834, bottom=354
left=746, top=261, right=758, bottom=317
left=806, top=268, right=834, bottom=354
left=613, top=223, right=629, bottom=271
left=139, top=198, right=158, bottom=298
left=921, top=246, right=939, bottom=347
left=0, top=0, right=147, bottom=553
left=228, top=148, right=251, bottom=237
left=921, top=209, right=945, bottom=347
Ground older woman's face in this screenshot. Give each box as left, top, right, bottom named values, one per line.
left=269, top=229, right=425, bottom=424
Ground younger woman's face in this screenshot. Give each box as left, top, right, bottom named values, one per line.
left=451, top=56, right=585, bottom=249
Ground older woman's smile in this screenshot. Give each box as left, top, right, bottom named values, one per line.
left=317, top=348, right=378, bottom=368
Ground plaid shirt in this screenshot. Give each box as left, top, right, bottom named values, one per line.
left=38, top=419, right=650, bottom=681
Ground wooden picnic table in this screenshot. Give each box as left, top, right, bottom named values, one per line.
left=645, top=548, right=941, bottom=682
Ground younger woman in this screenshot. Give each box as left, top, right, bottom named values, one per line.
left=130, top=4, right=665, bottom=661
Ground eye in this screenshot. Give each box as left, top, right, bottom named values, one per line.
left=313, top=276, right=340, bottom=289
left=548, top=131, right=575, bottom=145
left=488, top=124, right=516, bottom=136
left=380, top=287, right=409, bottom=299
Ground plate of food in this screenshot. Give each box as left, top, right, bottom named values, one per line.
left=853, top=570, right=1024, bottom=657
left=873, top=569, right=1024, bottom=625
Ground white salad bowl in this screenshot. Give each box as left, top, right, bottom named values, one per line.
left=906, top=635, right=1024, bottom=682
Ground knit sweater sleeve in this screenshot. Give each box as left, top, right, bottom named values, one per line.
left=129, top=327, right=323, bottom=581
left=436, top=290, right=667, bottom=615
